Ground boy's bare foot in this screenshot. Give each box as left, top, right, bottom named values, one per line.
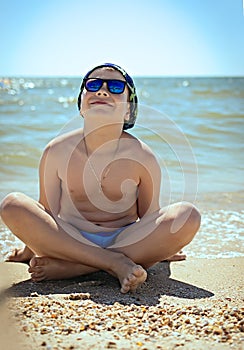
left=119, top=265, right=147, bottom=293
left=29, top=254, right=147, bottom=294
left=163, top=250, right=186, bottom=262
left=28, top=257, right=97, bottom=281
left=111, top=255, right=147, bottom=293
left=6, top=246, right=34, bottom=263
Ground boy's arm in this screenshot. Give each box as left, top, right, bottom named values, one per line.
left=137, top=150, right=161, bottom=218
left=38, top=144, right=61, bottom=217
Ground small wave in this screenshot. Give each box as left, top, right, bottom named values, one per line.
left=185, top=210, right=244, bottom=258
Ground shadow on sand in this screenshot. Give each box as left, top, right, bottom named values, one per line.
left=2, top=262, right=214, bottom=306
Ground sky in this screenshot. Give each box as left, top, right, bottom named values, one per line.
left=1, top=0, right=244, bottom=77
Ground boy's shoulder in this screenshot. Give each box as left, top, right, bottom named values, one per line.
left=45, top=128, right=84, bottom=149
left=122, top=131, right=156, bottom=158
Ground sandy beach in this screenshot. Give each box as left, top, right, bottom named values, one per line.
left=0, top=258, right=243, bottom=350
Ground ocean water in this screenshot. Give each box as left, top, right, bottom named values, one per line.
left=0, top=76, right=243, bottom=260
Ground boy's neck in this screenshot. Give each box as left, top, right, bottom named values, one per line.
left=83, top=124, right=123, bottom=154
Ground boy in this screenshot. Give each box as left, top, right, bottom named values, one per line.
left=0, top=63, right=200, bottom=293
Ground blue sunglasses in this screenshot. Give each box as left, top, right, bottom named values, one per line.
left=84, top=78, right=126, bottom=94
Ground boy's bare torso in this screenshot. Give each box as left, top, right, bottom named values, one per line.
left=42, top=129, right=155, bottom=232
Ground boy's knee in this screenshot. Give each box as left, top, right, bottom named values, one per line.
left=181, top=202, right=201, bottom=229
left=0, top=192, right=26, bottom=218
left=189, top=203, right=201, bottom=230
left=170, top=201, right=201, bottom=238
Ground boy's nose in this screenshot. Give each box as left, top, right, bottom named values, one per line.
left=95, top=90, right=109, bottom=97
left=95, top=82, right=109, bottom=97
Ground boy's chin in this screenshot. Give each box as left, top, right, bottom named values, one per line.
left=83, top=110, right=124, bottom=125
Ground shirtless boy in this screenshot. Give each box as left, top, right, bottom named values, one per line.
left=0, top=63, right=201, bottom=293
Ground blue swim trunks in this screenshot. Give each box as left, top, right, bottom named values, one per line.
left=80, top=224, right=133, bottom=248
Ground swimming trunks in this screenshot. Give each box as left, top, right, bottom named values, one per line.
left=80, top=223, right=134, bottom=248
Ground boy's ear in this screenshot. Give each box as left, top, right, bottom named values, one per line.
left=124, top=111, right=130, bottom=121
left=124, top=102, right=130, bottom=121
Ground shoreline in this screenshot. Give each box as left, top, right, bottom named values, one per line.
left=0, top=258, right=243, bottom=349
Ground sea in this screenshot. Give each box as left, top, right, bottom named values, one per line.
left=0, top=76, right=243, bottom=260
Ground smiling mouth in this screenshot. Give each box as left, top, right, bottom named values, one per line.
left=90, top=100, right=112, bottom=106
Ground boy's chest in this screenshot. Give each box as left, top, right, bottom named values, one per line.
left=60, top=153, right=140, bottom=203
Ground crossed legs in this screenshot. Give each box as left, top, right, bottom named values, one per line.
left=0, top=192, right=201, bottom=293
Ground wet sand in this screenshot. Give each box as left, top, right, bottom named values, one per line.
left=0, top=258, right=243, bottom=349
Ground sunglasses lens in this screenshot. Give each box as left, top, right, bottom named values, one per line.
left=85, top=79, right=103, bottom=92
left=107, top=80, right=126, bottom=94
left=84, top=79, right=126, bottom=94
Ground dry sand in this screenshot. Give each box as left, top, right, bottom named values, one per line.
left=0, top=258, right=243, bottom=350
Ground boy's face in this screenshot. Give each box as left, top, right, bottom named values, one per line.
left=80, top=68, right=130, bottom=127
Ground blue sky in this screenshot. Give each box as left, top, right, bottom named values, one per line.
left=1, top=0, right=243, bottom=76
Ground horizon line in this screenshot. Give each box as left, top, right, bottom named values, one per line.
left=1, top=74, right=244, bottom=79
